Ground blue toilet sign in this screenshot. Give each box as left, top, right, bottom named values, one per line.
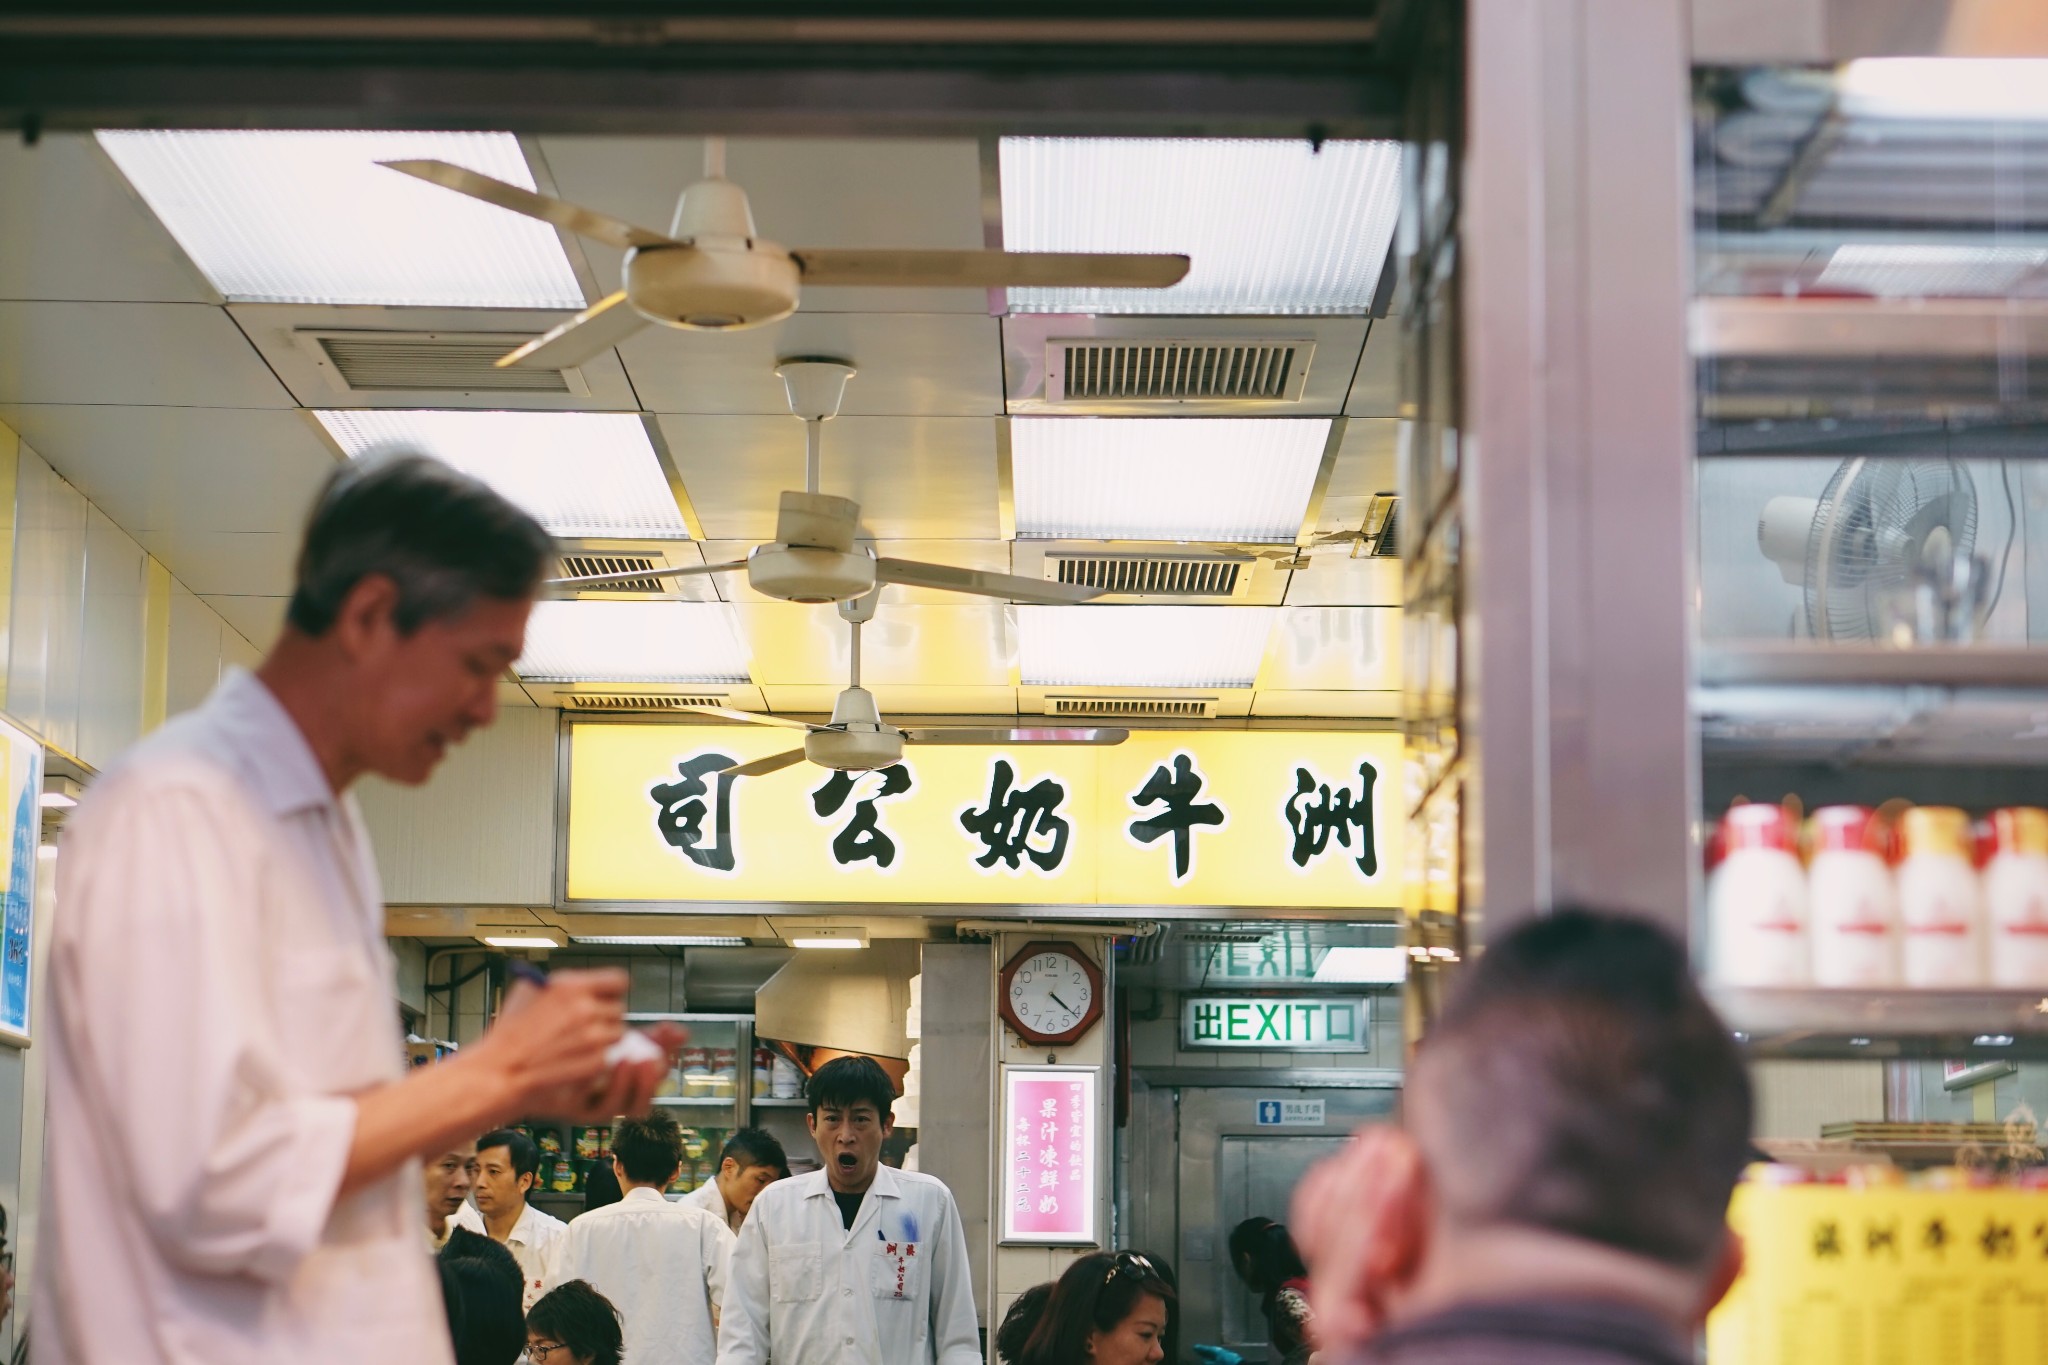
left=1255, top=1098, right=1326, bottom=1127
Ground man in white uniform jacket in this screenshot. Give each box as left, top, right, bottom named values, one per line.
left=679, top=1126, right=787, bottom=1234
left=454, top=1128, right=567, bottom=1309
left=716, top=1056, right=981, bottom=1365
left=34, top=455, right=677, bottom=1365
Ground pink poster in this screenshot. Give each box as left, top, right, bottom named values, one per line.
left=1002, top=1067, right=1097, bottom=1244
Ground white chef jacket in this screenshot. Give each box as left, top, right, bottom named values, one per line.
left=681, top=1175, right=735, bottom=1229
left=544, top=1186, right=734, bottom=1365
left=714, top=1166, right=981, bottom=1365
left=453, top=1197, right=569, bottom=1309
left=33, top=669, right=452, bottom=1365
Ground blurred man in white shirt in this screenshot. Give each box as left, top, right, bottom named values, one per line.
left=35, top=455, right=680, bottom=1365
left=455, top=1127, right=566, bottom=1308
left=425, top=1138, right=479, bottom=1250
left=546, top=1111, right=734, bottom=1365
left=681, top=1127, right=787, bottom=1234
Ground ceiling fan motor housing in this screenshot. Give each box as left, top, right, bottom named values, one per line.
left=806, top=688, right=905, bottom=770
left=624, top=240, right=799, bottom=330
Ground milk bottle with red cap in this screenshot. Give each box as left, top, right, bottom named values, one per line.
left=1896, top=806, right=1986, bottom=988
left=1807, top=805, right=1900, bottom=988
left=1985, top=807, right=2048, bottom=987
left=1708, top=803, right=1810, bottom=987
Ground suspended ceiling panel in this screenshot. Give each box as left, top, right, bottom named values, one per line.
left=622, top=312, right=1003, bottom=416
left=735, top=601, right=1013, bottom=688
left=0, top=135, right=215, bottom=304
left=0, top=404, right=335, bottom=535
left=760, top=684, right=1020, bottom=717
left=1250, top=689, right=1401, bottom=719
left=700, top=539, right=1014, bottom=607
left=1312, top=418, right=1398, bottom=537
left=655, top=414, right=999, bottom=540
left=534, top=136, right=989, bottom=316
left=1260, top=606, right=1401, bottom=691
left=0, top=301, right=294, bottom=408
left=133, top=528, right=297, bottom=597
left=229, top=303, right=643, bottom=411
left=201, top=592, right=290, bottom=650
left=1281, top=553, right=1402, bottom=608
left=1344, top=319, right=1401, bottom=417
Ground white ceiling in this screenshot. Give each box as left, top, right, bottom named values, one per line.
left=0, top=131, right=1403, bottom=718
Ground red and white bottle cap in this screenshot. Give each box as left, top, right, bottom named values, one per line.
left=1722, top=802, right=1797, bottom=854
left=1988, top=807, right=2048, bottom=859
left=1809, top=805, right=1880, bottom=856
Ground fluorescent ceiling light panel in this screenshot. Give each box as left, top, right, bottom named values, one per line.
left=482, top=936, right=562, bottom=949
left=1018, top=605, right=1276, bottom=688
left=790, top=932, right=868, bottom=950
left=1313, top=946, right=1408, bottom=984
left=516, top=601, right=750, bottom=684
left=1011, top=417, right=1331, bottom=543
left=1838, top=59, right=2048, bottom=122
left=96, top=130, right=586, bottom=308
left=570, top=935, right=749, bottom=947
left=1000, top=137, right=1402, bottom=315
left=1815, top=244, right=2048, bottom=298
left=317, top=409, right=688, bottom=540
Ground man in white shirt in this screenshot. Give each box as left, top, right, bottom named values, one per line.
left=454, top=1127, right=566, bottom=1308
left=680, top=1126, right=787, bottom=1234
left=34, top=455, right=680, bottom=1365
left=716, top=1056, right=981, bottom=1365
left=544, top=1111, right=734, bottom=1365
left=425, top=1138, right=479, bottom=1249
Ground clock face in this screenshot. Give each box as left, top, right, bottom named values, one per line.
left=1008, top=948, right=1095, bottom=1040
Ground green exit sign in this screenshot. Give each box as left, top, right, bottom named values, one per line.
left=1180, top=996, right=1371, bottom=1051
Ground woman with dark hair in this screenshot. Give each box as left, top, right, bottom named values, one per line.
left=525, top=1279, right=625, bottom=1365
left=1226, top=1218, right=1315, bottom=1365
left=437, top=1227, right=527, bottom=1365
left=1018, top=1251, right=1176, bottom=1365
left=995, top=1281, right=1054, bottom=1365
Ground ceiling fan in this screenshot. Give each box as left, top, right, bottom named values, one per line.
left=547, top=358, right=1103, bottom=607
left=696, top=590, right=1129, bottom=778
left=380, top=138, right=1191, bottom=370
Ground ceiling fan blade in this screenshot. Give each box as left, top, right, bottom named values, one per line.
left=788, top=248, right=1190, bottom=290
left=874, top=558, right=1104, bottom=605
left=682, top=705, right=820, bottom=732
left=379, top=159, right=680, bottom=251
left=498, top=291, right=649, bottom=370
left=720, top=749, right=810, bottom=778
left=547, top=559, right=747, bottom=589
left=904, top=727, right=1131, bottom=746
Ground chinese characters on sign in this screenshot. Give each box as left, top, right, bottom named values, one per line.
left=649, top=752, right=739, bottom=873
left=1284, top=761, right=1381, bottom=875
left=812, top=764, right=915, bottom=868
left=1127, top=752, right=1225, bottom=883
left=1001, top=1067, right=1098, bottom=1245
left=1180, top=996, right=1371, bottom=1051
left=959, top=760, right=1071, bottom=872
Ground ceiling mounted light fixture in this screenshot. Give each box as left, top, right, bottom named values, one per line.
left=1311, top=946, right=1409, bottom=984
left=1000, top=137, right=1403, bottom=315
left=1010, top=416, right=1331, bottom=543
left=96, top=130, right=585, bottom=308
left=1017, top=605, right=1277, bottom=688
left=316, top=409, right=688, bottom=541
left=515, top=601, right=751, bottom=684
left=1815, top=244, right=2048, bottom=298
left=569, top=935, right=749, bottom=947
left=479, top=925, right=568, bottom=949
left=1838, top=58, right=2048, bottom=121
left=787, top=927, right=869, bottom=951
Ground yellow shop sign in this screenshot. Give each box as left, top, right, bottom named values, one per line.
left=565, top=723, right=1403, bottom=908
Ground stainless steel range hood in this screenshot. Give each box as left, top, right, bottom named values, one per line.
left=753, top=940, right=920, bottom=1061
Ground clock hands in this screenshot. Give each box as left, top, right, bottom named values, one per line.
left=1050, top=991, right=1076, bottom=1014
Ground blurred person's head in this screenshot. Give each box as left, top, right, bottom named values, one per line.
left=716, top=1127, right=788, bottom=1218
left=805, top=1055, right=896, bottom=1194
left=266, top=452, right=554, bottom=788
left=610, top=1112, right=683, bottom=1191
left=526, top=1279, right=625, bottom=1365
left=437, top=1227, right=525, bottom=1365
left=581, top=1157, right=623, bottom=1214
left=995, top=1282, right=1054, bottom=1365
left=471, top=1128, right=540, bottom=1225
left=1228, top=1217, right=1308, bottom=1294
left=424, top=1138, right=479, bottom=1236
left=1294, top=908, right=1753, bottom=1348
left=1018, top=1251, right=1174, bottom=1365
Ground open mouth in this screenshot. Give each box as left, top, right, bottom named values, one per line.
left=837, top=1153, right=858, bottom=1172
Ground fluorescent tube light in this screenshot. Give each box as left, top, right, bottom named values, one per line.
left=570, top=935, right=749, bottom=947
left=1815, top=244, right=2048, bottom=298
left=37, top=792, right=76, bottom=810
left=1312, top=946, right=1408, bottom=984
left=1011, top=417, right=1331, bottom=543
left=482, top=936, right=562, bottom=950
left=1838, top=59, right=2048, bottom=122
left=1017, top=605, right=1276, bottom=688
left=317, top=409, right=688, bottom=541
left=516, top=601, right=750, bottom=684
left=1000, top=137, right=1402, bottom=315
left=789, top=929, right=869, bottom=950
left=96, top=130, right=586, bottom=308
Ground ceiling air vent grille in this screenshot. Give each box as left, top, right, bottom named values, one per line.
left=1051, top=338, right=1313, bottom=403
left=308, top=332, right=576, bottom=394
left=1047, top=696, right=1218, bottom=719
left=565, top=694, right=726, bottom=711
left=1047, top=553, right=1245, bottom=598
left=558, top=552, right=668, bottom=595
